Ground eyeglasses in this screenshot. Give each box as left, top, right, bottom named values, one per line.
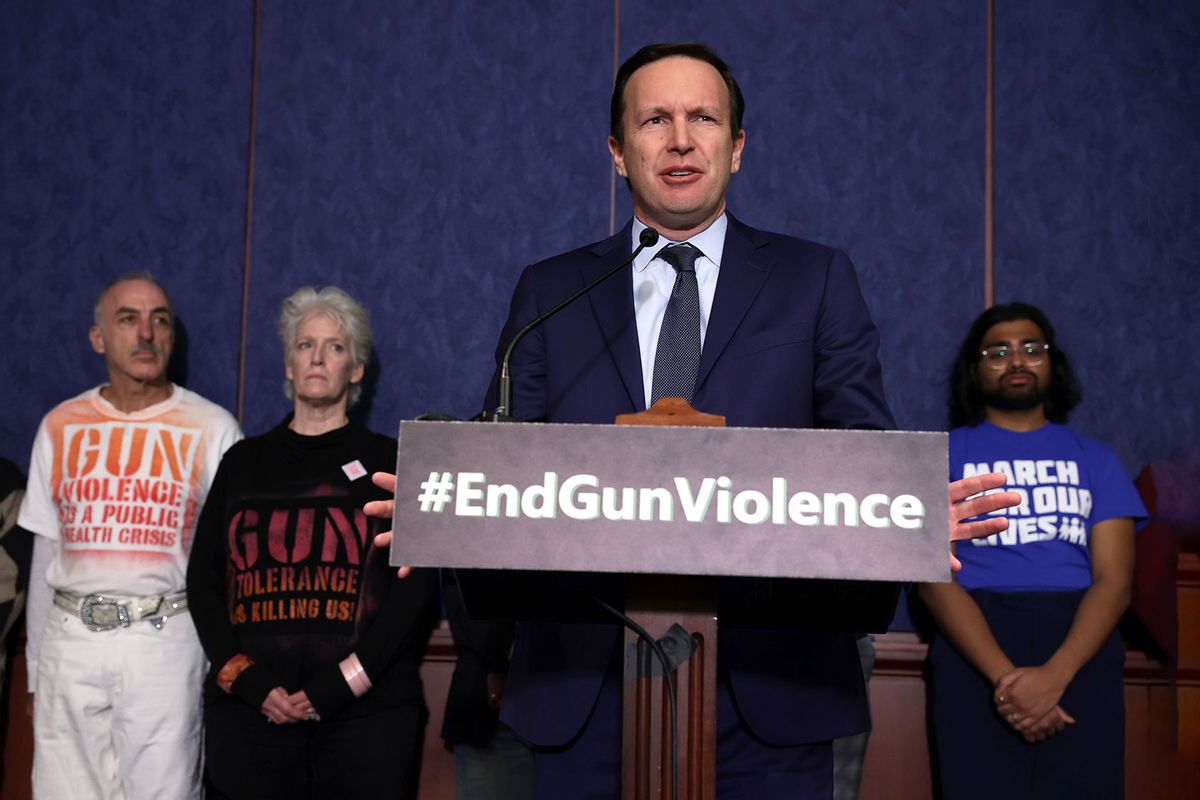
left=979, top=341, right=1050, bottom=369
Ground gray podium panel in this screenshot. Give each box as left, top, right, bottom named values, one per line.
left=390, top=420, right=950, bottom=583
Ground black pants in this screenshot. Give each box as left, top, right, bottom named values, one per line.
left=929, top=590, right=1125, bottom=800
left=204, top=698, right=426, bottom=799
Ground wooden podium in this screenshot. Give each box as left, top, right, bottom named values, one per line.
left=616, top=399, right=725, bottom=800
left=391, top=405, right=948, bottom=800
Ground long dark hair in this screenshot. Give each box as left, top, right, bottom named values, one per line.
left=948, top=302, right=1082, bottom=428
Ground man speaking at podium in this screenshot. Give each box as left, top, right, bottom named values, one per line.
left=485, top=42, right=907, bottom=798
left=372, top=42, right=1015, bottom=799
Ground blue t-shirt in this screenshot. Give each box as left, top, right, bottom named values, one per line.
left=950, top=422, right=1147, bottom=592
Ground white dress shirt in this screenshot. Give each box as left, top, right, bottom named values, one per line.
left=631, top=214, right=727, bottom=408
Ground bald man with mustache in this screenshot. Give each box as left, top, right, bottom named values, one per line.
left=18, top=272, right=241, bottom=799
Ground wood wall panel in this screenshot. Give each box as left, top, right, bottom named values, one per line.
left=3, top=625, right=1193, bottom=798
left=417, top=624, right=456, bottom=800
left=0, top=634, right=31, bottom=800
left=1177, top=553, right=1200, bottom=758
left=859, top=671, right=932, bottom=800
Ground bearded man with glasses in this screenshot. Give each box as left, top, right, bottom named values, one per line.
left=919, top=301, right=1146, bottom=799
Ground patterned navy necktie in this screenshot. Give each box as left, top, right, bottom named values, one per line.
left=651, top=243, right=702, bottom=404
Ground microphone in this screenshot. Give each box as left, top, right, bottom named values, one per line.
left=488, top=227, right=661, bottom=421
left=637, top=227, right=661, bottom=248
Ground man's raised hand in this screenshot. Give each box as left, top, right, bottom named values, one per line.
left=947, top=472, right=1021, bottom=572
left=364, top=471, right=411, bottom=578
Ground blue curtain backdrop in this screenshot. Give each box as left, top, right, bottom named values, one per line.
left=2, top=1, right=1197, bottom=483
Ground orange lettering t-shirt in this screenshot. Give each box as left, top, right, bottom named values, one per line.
left=19, top=385, right=242, bottom=596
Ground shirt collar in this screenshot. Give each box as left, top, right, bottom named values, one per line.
left=631, top=213, right=728, bottom=273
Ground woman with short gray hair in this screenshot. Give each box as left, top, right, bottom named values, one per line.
left=189, top=286, right=437, bottom=799
left=277, top=286, right=373, bottom=408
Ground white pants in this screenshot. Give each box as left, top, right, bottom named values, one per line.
left=33, top=607, right=205, bottom=800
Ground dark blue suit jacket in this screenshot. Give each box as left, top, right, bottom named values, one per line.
left=489, top=214, right=896, bottom=748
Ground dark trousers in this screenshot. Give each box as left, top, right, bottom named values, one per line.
left=530, top=653, right=834, bottom=800
left=930, top=590, right=1125, bottom=800
left=204, top=698, right=426, bottom=800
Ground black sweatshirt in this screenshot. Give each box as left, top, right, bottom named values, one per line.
left=188, top=417, right=437, bottom=719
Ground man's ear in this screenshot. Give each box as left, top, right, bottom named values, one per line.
left=730, top=128, right=746, bottom=175
left=607, top=135, right=628, bottom=178
left=89, top=325, right=106, bottom=355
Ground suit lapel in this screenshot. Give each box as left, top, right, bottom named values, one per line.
left=697, top=214, right=772, bottom=390
left=583, top=223, right=646, bottom=411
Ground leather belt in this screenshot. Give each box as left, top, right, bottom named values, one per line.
left=54, top=590, right=188, bottom=631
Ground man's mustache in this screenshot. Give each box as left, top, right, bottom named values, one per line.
left=128, top=342, right=161, bottom=357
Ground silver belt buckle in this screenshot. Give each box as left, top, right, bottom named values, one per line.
left=79, top=594, right=129, bottom=632
left=137, top=596, right=168, bottom=629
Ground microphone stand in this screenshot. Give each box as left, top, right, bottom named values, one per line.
left=481, top=226, right=660, bottom=421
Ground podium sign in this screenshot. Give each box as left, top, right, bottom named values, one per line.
left=391, top=420, right=949, bottom=583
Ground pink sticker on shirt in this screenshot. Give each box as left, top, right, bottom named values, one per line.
left=342, top=459, right=367, bottom=481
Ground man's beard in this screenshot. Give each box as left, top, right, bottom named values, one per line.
left=982, top=381, right=1046, bottom=412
